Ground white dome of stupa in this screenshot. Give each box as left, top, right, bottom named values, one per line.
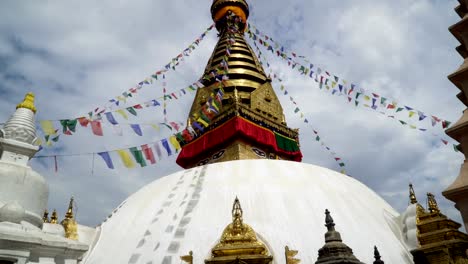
left=83, top=160, right=414, bottom=264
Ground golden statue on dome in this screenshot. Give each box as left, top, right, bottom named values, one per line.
left=205, top=197, right=273, bottom=264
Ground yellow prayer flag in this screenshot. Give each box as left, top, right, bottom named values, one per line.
left=331, top=81, right=336, bottom=88
left=115, top=109, right=128, bottom=120
left=410, top=125, right=417, bottom=129
left=409, top=111, right=415, bottom=118
left=40, top=120, right=57, bottom=135
left=117, top=96, right=126, bottom=103
left=150, top=124, right=160, bottom=131
left=364, top=95, right=371, bottom=101
left=197, top=118, right=209, bottom=127
left=169, top=136, right=181, bottom=152
left=117, top=149, right=135, bottom=168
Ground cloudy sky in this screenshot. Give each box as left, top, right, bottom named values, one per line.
left=0, top=0, right=465, bottom=229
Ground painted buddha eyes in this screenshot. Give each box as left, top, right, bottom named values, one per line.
left=212, top=150, right=225, bottom=160
left=252, top=147, right=266, bottom=158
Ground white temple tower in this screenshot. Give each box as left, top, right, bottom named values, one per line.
left=0, top=93, right=90, bottom=264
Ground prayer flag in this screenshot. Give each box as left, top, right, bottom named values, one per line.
left=126, top=107, right=137, bottom=116
left=442, top=120, right=452, bottom=129
left=98, top=152, right=114, bottom=169
left=40, top=120, right=57, bottom=135
left=116, top=109, right=128, bottom=120
left=154, top=142, right=162, bottom=160
left=105, top=112, right=118, bottom=125
left=77, top=117, right=89, bottom=127
left=130, top=124, right=143, bottom=136
left=141, top=144, right=156, bottom=164
left=117, top=149, right=135, bottom=168
left=90, top=121, right=103, bottom=136
left=161, top=139, right=172, bottom=156
left=169, top=136, right=181, bottom=153
left=130, top=147, right=146, bottom=167
left=169, top=122, right=181, bottom=131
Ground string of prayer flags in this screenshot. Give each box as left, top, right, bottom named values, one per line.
left=37, top=117, right=185, bottom=146
left=247, top=23, right=453, bottom=132
left=252, top=40, right=348, bottom=174
left=90, top=23, right=216, bottom=114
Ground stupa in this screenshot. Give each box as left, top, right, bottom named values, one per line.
left=82, top=0, right=420, bottom=263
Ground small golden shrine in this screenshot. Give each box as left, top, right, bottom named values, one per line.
left=205, top=197, right=273, bottom=264
left=60, top=197, right=79, bottom=240
left=409, top=185, right=468, bottom=263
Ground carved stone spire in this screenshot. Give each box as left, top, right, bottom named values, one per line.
left=373, top=246, right=384, bottom=264
left=61, top=197, right=79, bottom=240
left=426, top=193, right=440, bottom=214
left=409, top=183, right=418, bottom=204
left=42, top=209, right=50, bottom=223
left=50, top=209, right=58, bottom=224
left=315, top=209, right=364, bottom=264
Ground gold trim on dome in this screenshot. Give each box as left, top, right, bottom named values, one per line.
left=205, top=197, right=273, bottom=264
left=180, top=251, right=193, bottom=264
left=285, top=246, right=300, bottom=264
left=16, top=92, right=37, bottom=113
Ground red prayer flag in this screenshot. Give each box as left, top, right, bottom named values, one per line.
left=133, top=104, right=143, bottom=109
left=387, top=104, right=395, bottom=109
left=142, top=144, right=156, bottom=164
left=90, top=120, right=103, bottom=136
left=441, top=139, right=448, bottom=145
left=78, top=117, right=89, bottom=127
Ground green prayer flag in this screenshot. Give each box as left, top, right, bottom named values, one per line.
left=130, top=147, right=146, bottom=167
left=396, top=107, right=404, bottom=112
left=399, top=120, right=407, bottom=125
left=126, top=107, right=137, bottom=116
left=316, top=136, right=320, bottom=141
left=339, top=162, right=345, bottom=167
left=355, top=101, right=359, bottom=107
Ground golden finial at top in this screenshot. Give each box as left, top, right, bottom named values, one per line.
left=16, top=92, right=37, bottom=113
left=61, top=196, right=79, bottom=240
left=211, top=0, right=249, bottom=22
left=64, top=197, right=74, bottom=219
left=42, top=209, right=50, bottom=223
left=427, top=193, right=440, bottom=214
left=50, top=209, right=58, bottom=224
left=409, top=183, right=418, bottom=204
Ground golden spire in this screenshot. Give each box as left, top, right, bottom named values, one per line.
left=16, top=92, right=37, bottom=113
left=205, top=197, right=273, bottom=263
left=65, top=196, right=74, bottom=219
left=180, top=251, right=193, bottom=264
left=61, top=196, right=79, bottom=240
left=50, top=209, right=58, bottom=224
left=285, top=246, right=300, bottom=264
left=409, top=183, right=418, bottom=204
left=42, top=209, right=50, bottom=223
left=427, top=193, right=440, bottom=214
